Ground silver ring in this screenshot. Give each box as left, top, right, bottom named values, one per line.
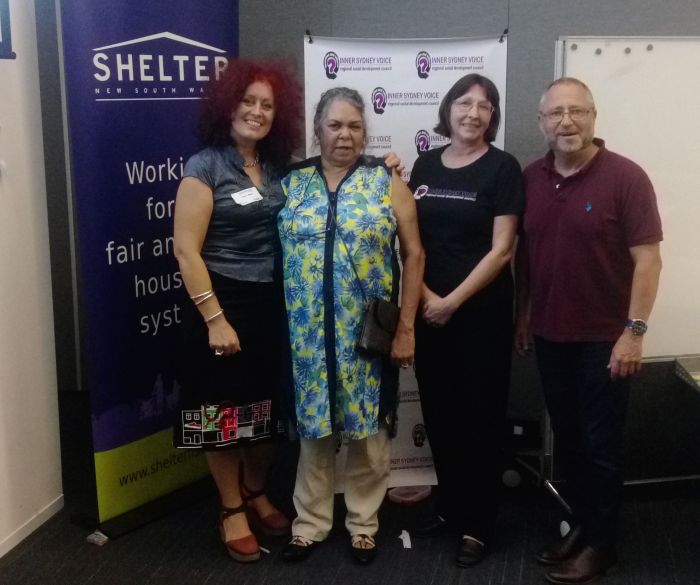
left=214, top=349, right=224, bottom=356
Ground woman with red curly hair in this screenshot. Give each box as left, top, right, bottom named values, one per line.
left=173, top=59, right=302, bottom=563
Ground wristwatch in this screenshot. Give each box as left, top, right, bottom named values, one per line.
left=625, top=318, right=648, bottom=336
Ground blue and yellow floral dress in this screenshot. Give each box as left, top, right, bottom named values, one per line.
left=278, top=156, right=399, bottom=440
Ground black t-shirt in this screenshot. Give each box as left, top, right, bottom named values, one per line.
left=409, top=144, right=524, bottom=304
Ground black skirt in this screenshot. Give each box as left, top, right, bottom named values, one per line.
left=174, top=271, right=289, bottom=449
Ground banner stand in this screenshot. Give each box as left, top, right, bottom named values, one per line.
left=57, top=388, right=215, bottom=538
left=54, top=0, right=239, bottom=534
left=58, top=390, right=100, bottom=528
left=98, top=478, right=214, bottom=539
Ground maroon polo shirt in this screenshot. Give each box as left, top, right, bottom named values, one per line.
left=522, top=139, right=663, bottom=342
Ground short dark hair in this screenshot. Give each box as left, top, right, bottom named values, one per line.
left=198, top=59, right=302, bottom=167
left=434, top=73, right=501, bottom=143
left=312, top=86, right=366, bottom=146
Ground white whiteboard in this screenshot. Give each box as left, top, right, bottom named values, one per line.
left=558, top=37, right=700, bottom=358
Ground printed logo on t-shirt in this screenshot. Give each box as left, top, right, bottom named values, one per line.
left=413, top=185, right=477, bottom=202
left=414, top=185, right=429, bottom=200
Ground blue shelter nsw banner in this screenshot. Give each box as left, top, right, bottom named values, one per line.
left=60, top=0, right=239, bottom=522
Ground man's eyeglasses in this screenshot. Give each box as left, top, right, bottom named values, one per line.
left=539, top=107, right=594, bottom=124
left=454, top=100, right=494, bottom=115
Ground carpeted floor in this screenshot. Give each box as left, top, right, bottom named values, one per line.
left=2, top=463, right=699, bottom=585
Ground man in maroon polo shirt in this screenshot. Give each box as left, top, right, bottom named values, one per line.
left=515, top=78, right=662, bottom=585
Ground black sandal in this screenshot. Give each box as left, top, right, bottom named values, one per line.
left=350, top=534, right=377, bottom=565
left=282, top=535, right=319, bottom=562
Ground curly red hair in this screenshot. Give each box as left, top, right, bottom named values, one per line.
left=198, top=59, right=302, bottom=167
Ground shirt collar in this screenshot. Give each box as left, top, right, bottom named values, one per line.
left=225, top=145, right=246, bottom=170
left=541, top=138, right=607, bottom=175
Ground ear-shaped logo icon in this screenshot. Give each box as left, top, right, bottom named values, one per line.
left=324, top=52, right=339, bottom=80
left=414, top=185, right=429, bottom=200
left=412, top=423, right=427, bottom=447
left=415, top=130, right=431, bottom=155
left=415, top=51, right=431, bottom=79
left=372, top=87, right=388, bottom=114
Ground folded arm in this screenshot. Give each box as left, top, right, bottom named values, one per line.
left=423, top=215, right=519, bottom=327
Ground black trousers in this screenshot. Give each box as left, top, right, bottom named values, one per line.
left=415, top=303, right=512, bottom=544
left=535, top=337, right=630, bottom=551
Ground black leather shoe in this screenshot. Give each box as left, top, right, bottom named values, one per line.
left=282, top=536, right=319, bottom=562
left=455, top=536, right=487, bottom=567
left=536, top=525, right=583, bottom=565
left=350, top=534, right=377, bottom=565
left=545, top=546, right=617, bottom=584
left=414, top=515, right=448, bottom=538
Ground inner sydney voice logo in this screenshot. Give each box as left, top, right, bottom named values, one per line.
left=372, top=87, right=387, bottom=114
left=324, top=51, right=339, bottom=79
left=415, top=130, right=431, bottom=154
left=416, top=51, right=431, bottom=79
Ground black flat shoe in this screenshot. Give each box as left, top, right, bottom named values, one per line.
left=282, top=535, right=319, bottom=562
left=414, top=515, right=448, bottom=538
left=456, top=536, right=487, bottom=567
left=350, top=534, right=377, bottom=565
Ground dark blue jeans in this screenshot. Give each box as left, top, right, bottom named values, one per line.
left=534, top=337, right=630, bottom=551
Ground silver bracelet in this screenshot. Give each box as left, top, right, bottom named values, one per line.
left=204, top=309, right=224, bottom=323
left=194, top=291, right=215, bottom=306
left=190, top=289, right=213, bottom=301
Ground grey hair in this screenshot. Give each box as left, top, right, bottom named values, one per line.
left=312, top=86, right=366, bottom=144
left=539, top=77, right=596, bottom=111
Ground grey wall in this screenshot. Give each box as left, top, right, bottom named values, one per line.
left=240, top=0, right=700, bottom=165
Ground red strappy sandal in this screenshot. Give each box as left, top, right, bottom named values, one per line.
left=240, top=483, right=291, bottom=536
left=219, top=504, right=260, bottom=562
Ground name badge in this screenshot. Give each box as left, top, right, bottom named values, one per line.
left=231, top=187, right=263, bottom=206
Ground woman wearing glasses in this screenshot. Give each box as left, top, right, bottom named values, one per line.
left=278, top=87, right=424, bottom=565
left=408, top=74, right=524, bottom=567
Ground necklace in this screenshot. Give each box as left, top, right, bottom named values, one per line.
left=243, top=153, right=260, bottom=168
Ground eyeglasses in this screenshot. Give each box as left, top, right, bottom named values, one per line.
left=453, top=100, right=494, bottom=115
left=539, top=107, right=594, bottom=124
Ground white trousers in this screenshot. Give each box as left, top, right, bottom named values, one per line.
left=291, top=429, right=390, bottom=541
